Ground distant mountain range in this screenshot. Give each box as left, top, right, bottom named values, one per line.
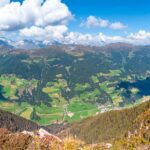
left=0, top=37, right=140, bottom=50
left=0, top=38, right=46, bottom=49
left=0, top=38, right=14, bottom=49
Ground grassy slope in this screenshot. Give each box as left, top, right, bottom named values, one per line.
left=62, top=100, right=150, bottom=144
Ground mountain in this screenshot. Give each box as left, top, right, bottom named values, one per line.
left=0, top=38, right=48, bottom=50
left=60, top=100, right=150, bottom=146
left=0, top=38, right=14, bottom=49
left=0, top=108, right=67, bottom=134
left=113, top=108, right=150, bottom=149
left=0, top=43, right=150, bottom=125
left=12, top=40, right=46, bottom=50
left=0, top=109, right=38, bottom=132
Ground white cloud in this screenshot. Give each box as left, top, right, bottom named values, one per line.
left=81, top=16, right=127, bottom=30
left=62, top=32, right=125, bottom=46
left=128, top=30, right=150, bottom=40
left=0, top=1, right=150, bottom=46
left=60, top=30, right=150, bottom=46
left=110, top=22, right=127, bottom=30
left=35, top=0, right=72, bottom=27
left=80, top=16, right=109, bottom=28
left=127, top=30, right=150, bottom=45
left=3, top=29, right=150, bottom=46
left=0, top=0, right=72, bottom=31
left=64, top=32, right=98, bottom=45
left=20, top=29, right=126, bottom=46
left=20, top=25, right=68, bottom=41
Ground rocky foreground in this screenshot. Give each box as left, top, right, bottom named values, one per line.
left=0, top=101, right=150, bottom=150
left=0, top=108, right=150, bottom=150
left=0, top=127, right=115, bottom=150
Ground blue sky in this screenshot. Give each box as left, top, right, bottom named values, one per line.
left=63, top=0, right=150, bottom=15
left=0, top=0, right=150, bottom=46
left=63, top=0, right=150, bottom=34
left=10, top=0, right=150, bottom=34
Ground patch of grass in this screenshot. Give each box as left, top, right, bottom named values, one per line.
left=42, top=80, right=68, bottom=105
left=97, top=70, right=122, bottom=78
left=79, top=89, right=101, bottom=102
left=37, top=114, right=62, bottom=125
left=112, top=95, right=123, bottom=106
left=109, top=69, right=122, bottom=76
left=22, top=58, right=42, bottom=64
left=68, top=101, right=97, bottom=112
left=0, top=102, right=30, bottom=115
left=0, top=75, right=38, bottom=100
left=91, top=75, right=99, bottom=84
left=65, top=100, right=99, bottom=122
left=35, top=103, right=64, bottom=114
left=20, top=107, right=33, bottom=120
left=74, top=83, right=91, bottom=92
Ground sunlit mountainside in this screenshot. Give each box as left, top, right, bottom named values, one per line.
left=0, top=95, right=149, bottom=149
left=0, top=43, right=150, bottom=126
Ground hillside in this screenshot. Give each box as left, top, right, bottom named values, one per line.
left=0, top=100, right=149, bottom=150
left=1, top=44, right=150, bottom=124
left=60, top=100, right=150, bottom=144
left=0, top=109, right=38, bottom=132
left=111, top=108, right=150, bottom=149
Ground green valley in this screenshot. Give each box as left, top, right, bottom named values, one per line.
left=0, top=44, right=150, bottom=125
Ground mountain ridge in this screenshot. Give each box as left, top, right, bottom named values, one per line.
left=60, top=99, right=150, bottom=144
left=0, top=109, right=39, bottom=132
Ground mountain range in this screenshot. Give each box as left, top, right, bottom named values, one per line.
left=0, top=43, right=150, bottom=125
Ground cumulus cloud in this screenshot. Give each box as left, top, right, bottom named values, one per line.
left=110, top=22, right=127, bottom=30
left=58, top=30, right=150, bottom=46
left=129, top=30, right=150, bottom=40
left=81, top=16, right=127, bottom=30
left=0, top=1, right=150, bottom=46
left=20, top=25, right=68, bottom=41
left=0, top=0, right=72, bottom=31
left=127, top=30, right=150, bottom=45
left=3, top=29, right=150, bottom=46
left=62, top=32, right=125, bottom=46
left=64, top=32, right=98, bottom=45
left=80, top=16, right=109, bottom=28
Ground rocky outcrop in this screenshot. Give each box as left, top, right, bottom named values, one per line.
left=0, top=128, right=62, bottom=150
left=0, top=128, right=33, bottom=150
